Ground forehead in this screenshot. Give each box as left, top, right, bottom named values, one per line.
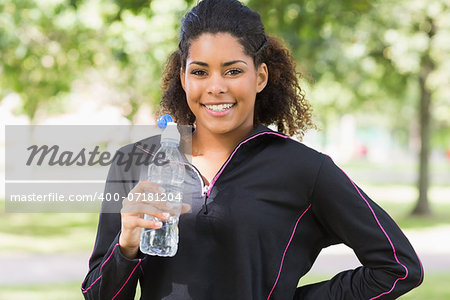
left=187, top=33, right=251, bottom=63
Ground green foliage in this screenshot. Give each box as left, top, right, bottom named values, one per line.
left=248, top=0, right=450, bottom=150
left=1, top=0, right=448, bottom=149
left=0, top=0, right=188, bottom=121
left=0, top=1, right=96, bottom=119
left=114, top=0, right=152, bottom=14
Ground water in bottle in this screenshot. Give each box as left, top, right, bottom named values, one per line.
left=140, top=115, right=185, bottom=257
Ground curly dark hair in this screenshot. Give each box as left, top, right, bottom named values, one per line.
left=158, top=0, right=314, bottom=137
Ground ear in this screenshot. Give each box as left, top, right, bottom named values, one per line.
left=256, top=63, right=268, bottom=93
left=180, top=68, right=186, bottom=91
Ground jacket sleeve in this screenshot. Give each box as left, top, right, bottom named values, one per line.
left=295, top=155, right=424, bottom=299
left=81, top=157, right=144, bottom=300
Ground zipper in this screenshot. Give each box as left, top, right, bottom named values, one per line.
left=184, top=163, right=209, bottom=197
left=135, top=129, right=289, bottom=215
left=201, top=185, right=209, bottom=197
left=206, top=131, right=289, bottom=198
left=199, top=130, right=289, bottom=214
left=184, top=163, right=210, bottom=214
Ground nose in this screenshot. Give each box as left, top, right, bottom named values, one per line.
left=206, top=73, right=227, bottom=95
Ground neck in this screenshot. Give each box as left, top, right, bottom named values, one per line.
left=192, top=125, right=255, bottom=157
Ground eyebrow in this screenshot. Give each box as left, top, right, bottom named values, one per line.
left=189, top=60, right=247, bottom=67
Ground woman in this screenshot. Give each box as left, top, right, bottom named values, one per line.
left=82, top=0, right=423, bottom=299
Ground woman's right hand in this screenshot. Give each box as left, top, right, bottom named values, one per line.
left=118, top=180, right=189, bottom=259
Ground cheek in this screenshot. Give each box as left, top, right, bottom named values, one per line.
left=185, top=84, right=201, bottom=113
left=234, top=79, right=257, bottom=104
left=185, top=95, right=197, bottom=114
left=185, top=81, right=202, bottom=102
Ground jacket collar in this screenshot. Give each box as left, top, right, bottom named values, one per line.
left=133, top=124, right=285, bottom=155
left=248, top=124, right=287, bottom=138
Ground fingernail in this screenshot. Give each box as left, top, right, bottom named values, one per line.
left=162, top=212, right=170, bottom=218
left=158, top=186, right=165, bottom=193
left=155, top=221, right=163, bottom=227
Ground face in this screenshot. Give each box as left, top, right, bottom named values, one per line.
left=180, top=33, right=268, bottom=137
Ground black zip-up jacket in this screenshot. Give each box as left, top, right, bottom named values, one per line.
left=82, top=125, right=423, bottom=299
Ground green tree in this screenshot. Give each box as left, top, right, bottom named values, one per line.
left=0, top=0, right=99, bottom=120
left=379, top=0, right=450, bottom=215
left=0, top=0, right=187, bottom=122
left=249, top=0, right=449, bottom=216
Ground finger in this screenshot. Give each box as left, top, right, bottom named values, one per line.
left=151, top=211, right=172, bottom=221
left=125, top=210, right=172, bottom=221
left=124, top=214, right=164, bottom=229
left=135, top=217, right=163, bottom=229
left=122, top=202, right=168, bottom=215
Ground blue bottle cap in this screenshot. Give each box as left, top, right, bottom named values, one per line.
left=157, top=114, right=174, bottom=129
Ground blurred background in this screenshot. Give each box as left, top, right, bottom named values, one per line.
left=0, top=0, right=449, bottom=299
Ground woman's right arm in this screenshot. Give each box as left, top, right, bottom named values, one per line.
left=81, top=156, right=167, bottom=299
left=81, top=212, right=144, bottom=300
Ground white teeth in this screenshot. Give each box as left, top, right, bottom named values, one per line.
left=204, top=104, right=234, bottom=112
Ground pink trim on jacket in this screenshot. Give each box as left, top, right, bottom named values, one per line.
left=337, top=165, right=411, bottom=299
left=82, top=242, right=119, bottom=293
left=208, top=132, right=289, bottom=197
left=112, top=259, right=142, bottom=299
left=267, top=204, right=312, bottom=299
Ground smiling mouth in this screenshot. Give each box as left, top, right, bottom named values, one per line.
left=202, top=103, right=235, bottom=112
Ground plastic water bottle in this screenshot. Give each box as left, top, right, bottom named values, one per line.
left=140, top=115, right=185, bottom=257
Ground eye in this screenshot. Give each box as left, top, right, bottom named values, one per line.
left=191, top=69, right=207, bottom=76
left=226, top=68, right=243, bottom=76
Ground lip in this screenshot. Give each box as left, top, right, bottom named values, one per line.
left=201, top=103, right=235, bottom=117
left=201, top=102, right=236, bottom=106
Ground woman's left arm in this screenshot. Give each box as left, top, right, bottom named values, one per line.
left=295, top=155, right=424, bottom=299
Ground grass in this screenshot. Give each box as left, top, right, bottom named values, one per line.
left=0, top=281, right=141, bottom=300
left=0, top=282, right=82, bottom=300
left=0, top=201, right=99, bottom=253
left=346, top=183, right=450, bottom=229
left=298, top=273, right=450, bottom=299
left=378, top=200, right=450, bottom=229
left=0, top=212, right=99, bottom=236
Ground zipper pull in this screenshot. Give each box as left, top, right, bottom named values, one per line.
left=202, top=185, right=209, bottom=215
left=202, top=185, right=209, bottom=197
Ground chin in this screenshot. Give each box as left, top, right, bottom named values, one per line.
left=209, top=126, right=235, bottom=135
